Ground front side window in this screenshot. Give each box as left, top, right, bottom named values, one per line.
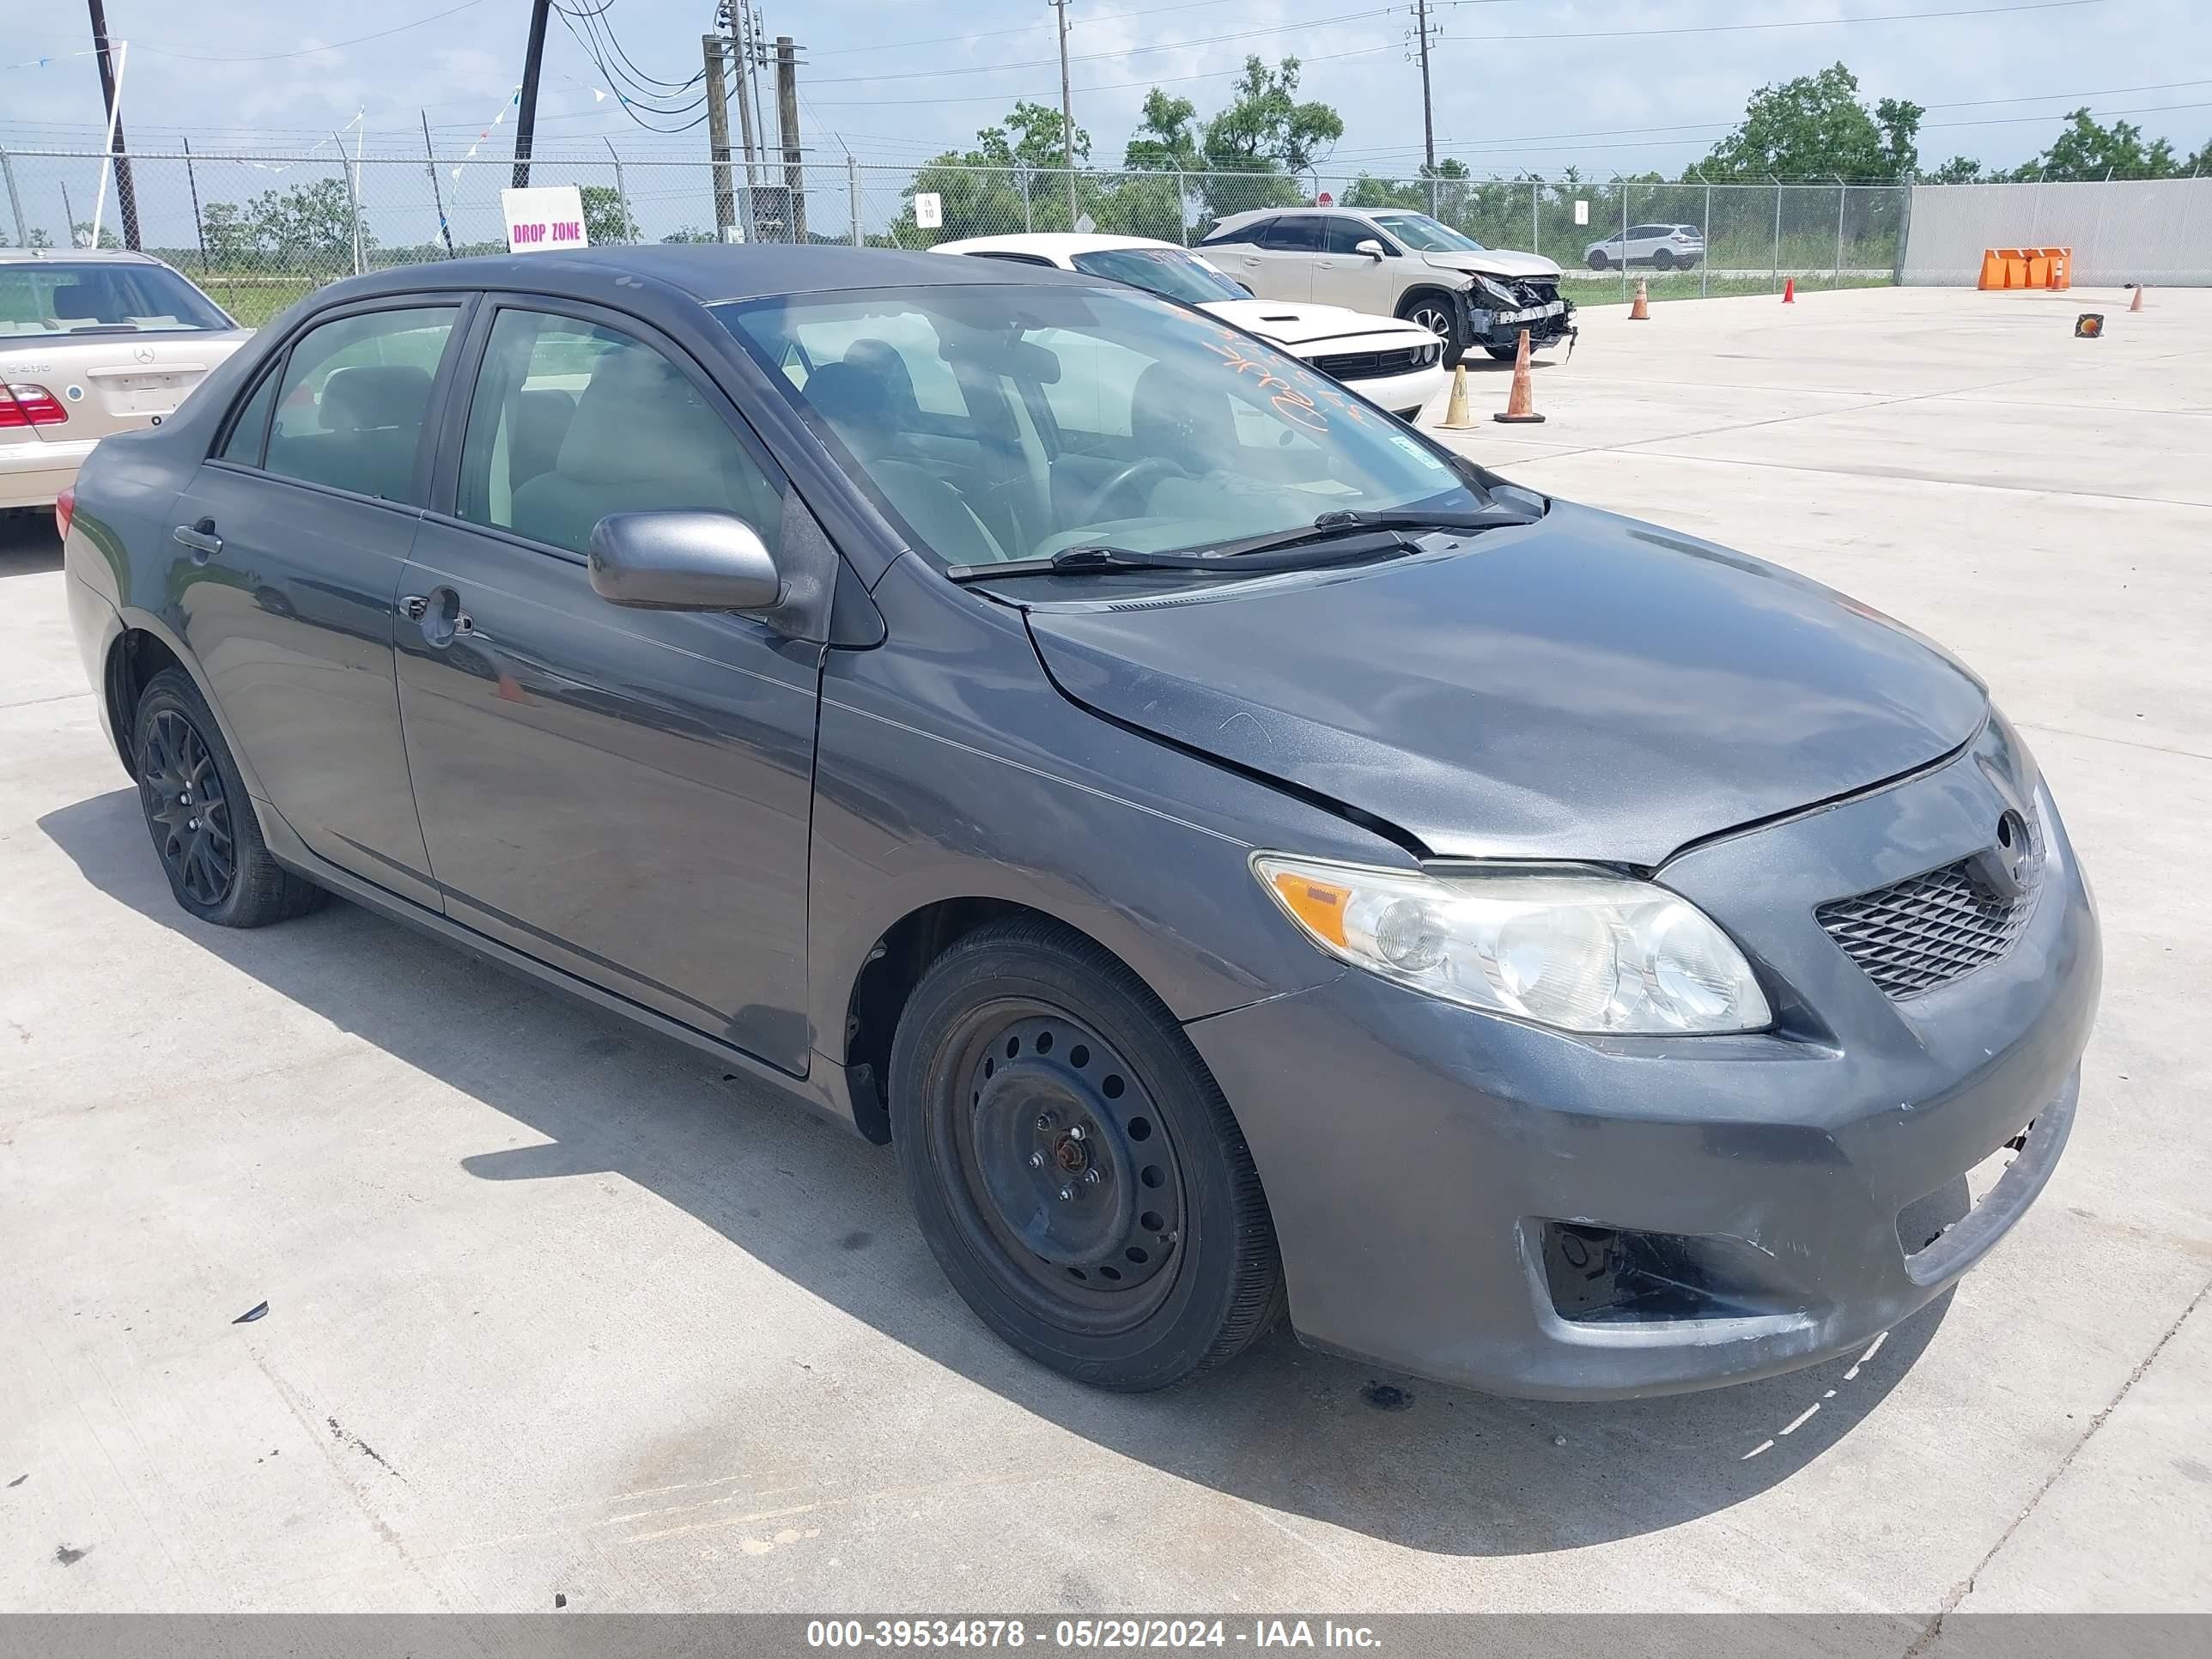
left=1323, top=218, right=1396, bottom=256
left=455, top=308, right=781, bottom=558
left=1197, top=219, right=1266, bottom=246
left=719, top=284, right=1480, bottom=571
left=0, top=261, right=234, bottom=338
left=1067, top=247, right=1248, bottom=305
left=1368, top=213, right=1486, bottom=253
left=263, top=307, right=456, bottom=501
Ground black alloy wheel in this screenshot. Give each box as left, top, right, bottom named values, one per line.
left=131, top=667, right=325, bottom=927
left=138, top=706, right=235, bottom=908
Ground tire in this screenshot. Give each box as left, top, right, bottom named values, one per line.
left=131, top=667, right=326, bottom=927
left=1397, top=291, right=1467, bottom=368
left=1586, top=250, right=1608, bottom=270
left=1652, top=247, right=1675, bottom=270
left=889, top=918, right=1284, bottom=1391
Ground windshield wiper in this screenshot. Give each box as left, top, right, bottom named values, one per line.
left=1211, top=503, right=1539, bottom=560
left=945, top=529, right=1421, bottom=584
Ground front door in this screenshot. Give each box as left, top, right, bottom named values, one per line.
left=394, top=301, right=819, bottom=1073
left=167, top=300, right=465, bottom=908
left=1312, top=216, right=1387, bottom=310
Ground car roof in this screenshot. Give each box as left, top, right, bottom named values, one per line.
left=932, top=233, right=1182, bottom=262
left=0, top=246, right=169, bottom=266
left=321, top=243, right=1090, bottom=308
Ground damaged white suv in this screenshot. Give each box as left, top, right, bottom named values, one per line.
left=1198, top=208, right=1574, bottom=365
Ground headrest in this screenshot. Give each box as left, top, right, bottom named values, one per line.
left=319, top=364, right=433, bottom=434
left=802, top=360, right=893, bottom=441
left=842, top=338, right=921, bottom=419
left=556, top=346, right=730, bottom=486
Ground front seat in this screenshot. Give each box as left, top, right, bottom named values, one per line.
left=508, top=349, right=761, bottom=554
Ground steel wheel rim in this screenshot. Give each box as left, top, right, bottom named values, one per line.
left=936, top=999, right=1188, bottom=1332
left=140, top=708, right=235, bottom=907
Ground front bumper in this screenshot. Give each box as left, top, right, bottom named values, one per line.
left=1, top=436, right=97, bottom=510
left=1343, top=363, right=1448, bottom=417
left=1188, top=730, right=2100, bottom=1399
left=1468, top=295, right=1575, bottom=354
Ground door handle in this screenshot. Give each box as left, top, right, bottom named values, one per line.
left=173, top=519, right=222, bottom=562
left=404, top=588, right=475, bottom=647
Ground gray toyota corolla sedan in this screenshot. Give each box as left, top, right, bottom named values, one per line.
left=60, top=246, right=2100, bottom=1397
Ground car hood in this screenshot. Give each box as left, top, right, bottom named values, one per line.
left=1022, top=501, right=1987, bottom=866
left=1198, top=297, right=1436, bottom=349
left=1421, top=249, right=1562, bottom=283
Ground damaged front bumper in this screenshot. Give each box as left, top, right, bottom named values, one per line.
left=1184, top=735, right=2100, bottom=1400
left=1466, top=290, right=1577, bottom=356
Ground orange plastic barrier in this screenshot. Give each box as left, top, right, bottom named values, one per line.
left=1977, top=246, right=2072, bottom=290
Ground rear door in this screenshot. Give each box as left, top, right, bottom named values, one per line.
left=394, top=298, right=819, bottom=1073
left=166, top=298, right=466, bottom=908
left=1242, top=216, right=1322, bottom=301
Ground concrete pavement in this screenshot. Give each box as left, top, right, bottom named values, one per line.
left=2, top=284, right=2207, bottom=1621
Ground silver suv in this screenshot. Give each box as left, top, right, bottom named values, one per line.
left=1197, top=208, right=1574, bottom=364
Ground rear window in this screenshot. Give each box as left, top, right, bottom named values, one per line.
left=0, top=262, right=234, bottom=337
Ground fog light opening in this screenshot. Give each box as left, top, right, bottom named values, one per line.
left=1539, top=1220, right=1803, bottom=1325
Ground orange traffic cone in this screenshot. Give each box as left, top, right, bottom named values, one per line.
left=1439, top=362, right=1474, bottom=428
left=1781, top=276, right=1796, bottom=304
left=1630, top=277, right=1650, bottom=320
left=2130, top=283, right=2147, bottom=313
left=1493, top=329, right=1545, bottom=425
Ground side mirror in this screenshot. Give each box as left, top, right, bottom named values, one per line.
left=1355, top=239, right=1387, bottom=261
left=588, top=511, right=783, bottom=613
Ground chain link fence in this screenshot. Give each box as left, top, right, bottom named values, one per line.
left=0, top=144, right=1930, bottom=325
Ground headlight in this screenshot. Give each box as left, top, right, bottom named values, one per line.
left=1468, top=274, right=1520, bottom=311
left=1254, top=854, right=1771, bottom=1035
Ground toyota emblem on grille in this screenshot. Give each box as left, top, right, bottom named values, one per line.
left=1975, top=810, right=2033, bottom=900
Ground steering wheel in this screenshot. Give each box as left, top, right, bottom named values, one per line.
left=1073, top=457, right=1185, bottom=527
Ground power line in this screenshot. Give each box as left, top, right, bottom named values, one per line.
left=119, top=1, right=493, bottom=64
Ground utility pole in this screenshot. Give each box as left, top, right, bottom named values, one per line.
left=423, top=111, right=455, bottom=257
left=723, top=3, right=760, bottom=195
left=85, top=0, right=139, bottom=249
left=1413, top=0, right=1437, bottom=176
left=746, top=6, right=772, bottom=190
left=1052, top=0, right=1077, bottom=225
left=512, top=0, right=553, bottom=189
left=702, top=34, right=738, bottom=241
left=775, top=35, right=805, bottom=242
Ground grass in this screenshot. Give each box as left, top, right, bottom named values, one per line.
left=1560, top=270, right=1895, bottom=305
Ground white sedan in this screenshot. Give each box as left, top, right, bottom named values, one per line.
left=931, top=234, right=1449, bottom=419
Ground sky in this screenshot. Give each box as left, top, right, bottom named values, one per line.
left=2, top=1, right=2207, bottom=182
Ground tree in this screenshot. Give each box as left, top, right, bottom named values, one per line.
left=0, top=227, right=53, bottom=248
left=201, top=201, right=255, bottom=267
left=71, top=222, right=123, bottom=249
left=580, top=185, right=638, bottom=245
left=1122, top=90, right=1200, bottom=173
left=659, top=226, right=719, bottom=244
left=1926, top=155, right=1985, bottom=184
left=1200, top=57, right=1342, bottom=179
left=240, top=179, right=366, bottom=269
left=1696, top=63, right=1918, bottom=180
left=2007, top=108, right=2180, bottom=179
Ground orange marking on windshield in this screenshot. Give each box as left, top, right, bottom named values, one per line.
left=1199, top=339, right=1330, bottom=434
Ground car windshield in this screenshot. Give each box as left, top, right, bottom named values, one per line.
left=1066, top=247, right=1248, bottom=305
left=1369, top=214, right=1486, bottom=253
left=0, top=262, right=234, bottom=337
left=718, top=283, right=1480, bottom=571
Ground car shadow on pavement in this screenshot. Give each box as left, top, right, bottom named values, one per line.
left=40, top=786, right=1951, bottom=1558
left=1, top=510, right=64, bottom=575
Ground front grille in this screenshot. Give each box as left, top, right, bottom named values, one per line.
left=1816, top=842, right=2042, bottom=1000
left=1310, top=344, right=1430, bottom=380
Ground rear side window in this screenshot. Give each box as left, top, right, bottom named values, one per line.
left=454, top=307, right=782, bottom=559
left=217, top=365, right=280, bottom=465
left=1260, top=218, right=1322, bottom=252
left=262, top=307, right=457, bottom=502
left=1197, top=220, right=1264, bottom=246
